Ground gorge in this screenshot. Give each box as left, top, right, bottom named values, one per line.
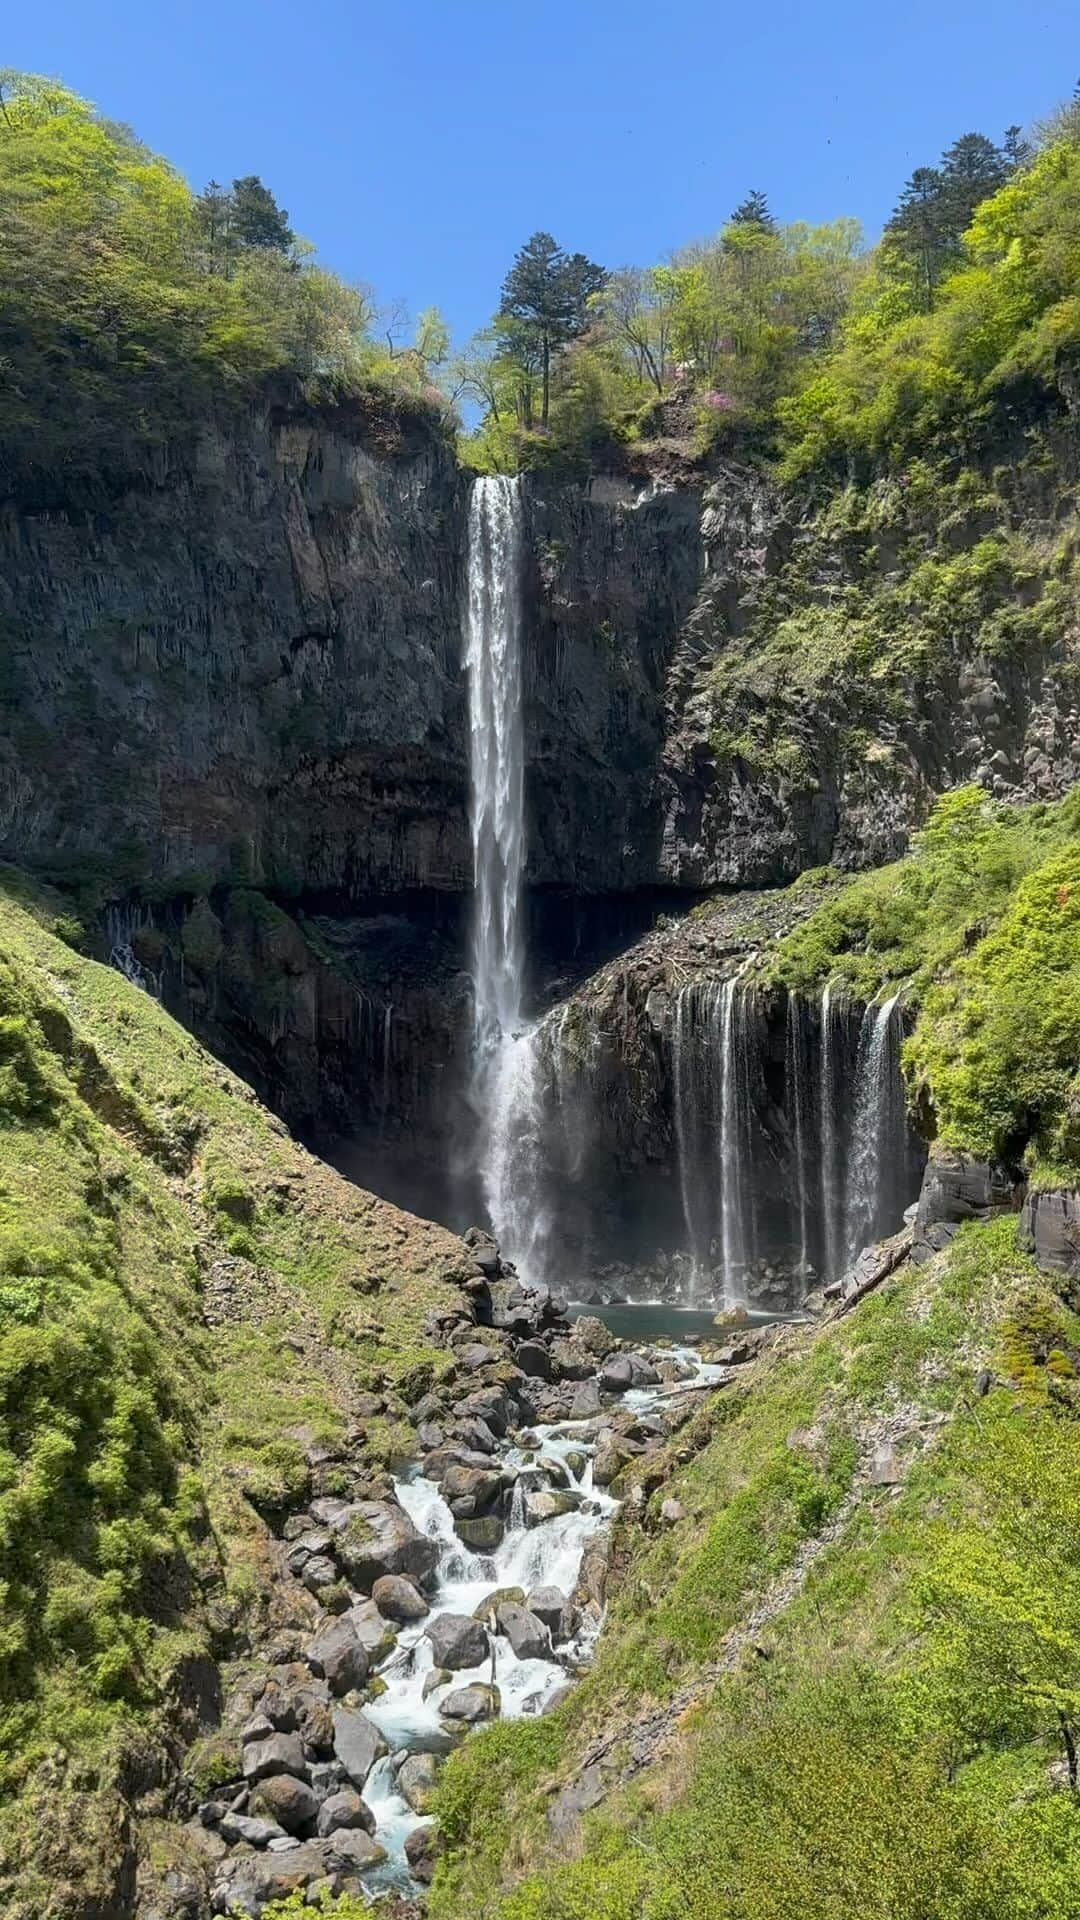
left=2, top=62, right=1080, bottom=1920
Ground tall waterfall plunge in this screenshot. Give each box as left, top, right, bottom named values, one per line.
left=464, top=475, right=549, bottom=1278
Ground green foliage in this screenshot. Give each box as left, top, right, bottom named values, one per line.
left=0, top=69, right=442, bottom=494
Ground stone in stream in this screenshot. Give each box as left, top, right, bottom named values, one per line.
left=372, top=1573, right=429, bottom=1621
left=593, top=1437, right=636, bottom=1487
left=421, top=1667, right=452, bottom=1700
left=526, top=1586, right=579, bottom=1642
left=397, top=1750, right=440, bottom=1811
left=424, top=1611, right=490, bottom=1670
left=332, top=1500, right=438, bottom=1591
left=523, top=1488, right=581, bottom=1527
left=441, top=1462, right=503, bottom=1513
left=471, top=1586, right=525, bottom=1621
left=242, top=1733, right=309, bottom=1785
left=569, top=1377, right=603, bottom=1418
left=495, top=1602, right=551, bottom=1661
left=405, top=1821, right=442, bottom=1884
left=324, top=1827, right=388, bottom=1872
left=447, top=1415, right=499, bottom=1455
left=598, top=1352, right=660, bottom=1393
left=439, top=1682, right=501, bottom=1723
left=316, top=1787, right=375, bottom=1837
left=331, top=1707, right=387, bottom=1789
left=515, top=1340, right=553, bottom=1380
left=307, top=1618, right=369, bottom=1696
left=454, top=1513, right=504, bottom=1549
left=251, top=1773, right=319, bottom=1835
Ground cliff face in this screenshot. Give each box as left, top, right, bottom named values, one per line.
left=0, top=392, right=470, bottom=897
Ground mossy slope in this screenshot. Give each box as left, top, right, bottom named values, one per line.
left=0, top=869, right=465, bottom=1915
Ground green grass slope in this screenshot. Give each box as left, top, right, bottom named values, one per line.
left=429, top=1220, right=1080, bottom=1920
left=0, top=869, right=466, bottom=1915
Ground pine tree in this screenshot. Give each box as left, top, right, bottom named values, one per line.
left=499, top=231, right=606, bottom=426
left=229, top=175, right=294, bottom=253
left=729, top=189, right=775, bottom=231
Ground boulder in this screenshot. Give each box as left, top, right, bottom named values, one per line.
left=440, top=1682, right=500, bottom=1723
left=316, top=1787, right=375, bottom=1838
left=372, top=1574, right=429, bottom=1622
left=1019, top=1187, right=1080, bottom=1278
left=241, top=1733, right=309, bottom=1785
left=441, top=1462, right=503, bottom=1513
left=251, top=1773, right=319, bottom=1835
left=424, top=1612, right=490, bottom=1671
left=343, top=1600, right=397, bottom=1665
left=515, top=1340, right=553, bottom=1381
left=333, top=1501, right=438, bottom=1591
left=523, top=1488, right=581, bottom=1527
left=307, top=1619, right=369, bottom=1697
left=324, top=1827, right=387, bottom=1871
left=599, top=1353, right=659, bottom=1393
left=397, top=1750, right=440, bottom=1812
left=331, top=1707, right=387, bottom=1789
left=404, top=1821, right=441, bottom=1885
left=218, top=1812, right=286, bottom=1848
left=421, top=1667, right=451, bottom=1700
left=211, top=1844, right=332, bottom=1916
left=454, top=1513, right=504, bottom=1550
left=526, top=1586, right=578, bottom=1642
left=300, top=1555, right=339, bottom=1594
left=911, top=1148, right=1017, bottom=1263
left=592, top=1437, right=637, bottom=1486
left=495, top=1603, right=551, bottom=1661
left=575, top=1534, right=610, bottom=1612
left=471, top=1586, right=525, bottom=1621
left=569, top=1379, right=602, bottom=1419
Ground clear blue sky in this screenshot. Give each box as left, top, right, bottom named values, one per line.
left=6, top=1, right=1077, bottom=348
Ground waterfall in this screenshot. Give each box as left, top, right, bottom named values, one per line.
left=669, top=970, right=754, bottom=1307
left=819, top=981, right=845, bottom=1282
left=105, top=903, right=160, bottom=997
left=785, top=992, right=812, bottom=1277
left=464, top=475, right=539, bottom=1272
left=672, top=979, right=724, bottom=1296
left=719, top=974, right=753, bottom=1304
left=844, top=993, right=903, bottom=1270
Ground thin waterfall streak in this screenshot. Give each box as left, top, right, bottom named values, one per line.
left=844, top=993, right=902, bottom=1270
left=720, top=972, right=751, bottom=1307
left=786, top=993, right=810, bottom=1276
left=820, top=981, right=842, bottom=1283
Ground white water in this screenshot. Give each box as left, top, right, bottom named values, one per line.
left=819, top=981, right=844, bottom=1282
left=844, top=992, right=903, bottom=1270
left=669, top=971, right=755, bottom=1308
left=719, top=973, right=753, bottom=1304
left=357, top=1347, right=724, bottom=1882
left=785, top=992, right=812, bottom=1277
left=465, top=475, right=543, bottom=1274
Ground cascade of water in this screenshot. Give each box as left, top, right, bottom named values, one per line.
left=464, top=475, right=537, bottom=1270
left=785, top=992, right=812, bottom=1277
left=672, top=979, right=723, bottom=1296
left=105, top=903, right=160, bottom=997
left=844, top=993, right=903, bottom=1270
left=819, top=980, right=845, bottom=1281
left=719, top=973, right=754, bottom=1304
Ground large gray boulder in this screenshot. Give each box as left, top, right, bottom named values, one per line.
left=211, top=1843, right=334, bottom=1915
left=316, top=1786, right=375, bottom=1837
left=424, top=1611, right=490, bottom=1671
left=397, top=1750, right=440, bottom=1812
left=598, top=1352, right=660, bottom=1393
left=1020, top=1187, right=1080, bottom=1277
left=241, top=1732, right=309, bottom=1785
left=439, top=1682, right=500, bottom=1723
left=251, top=1772, right=319, bottom=1835
left=324, top=1827, right=388, bottom=1871
left=331, top=1707, right=387, bottom=1789
left=372, top=1573, right=429, bottom=1622
left=307, top=1618, right=369, bottom=1696
left=495, top=1602, right=551, bottom=1661
left=333, top=1501, right=438, bottom=1591
left=526, top=1585, right=578, bottom=1643
left=911, top=1148, right=1018, bottom=1263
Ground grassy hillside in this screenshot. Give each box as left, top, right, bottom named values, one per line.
left=428, top=1219, right=1080, bottom=1919
left=0, top=870, right=465, bottom=1915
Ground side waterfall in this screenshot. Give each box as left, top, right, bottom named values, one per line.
left=670, top=971, right=755, bottom=1307
left=819, top=980, right=846, bottom=1283
left=844, top=993, right=905, bottom=1269
left=464, top=475, right=545, bottom=1275
left=785, top=992, right=813, bottom=1278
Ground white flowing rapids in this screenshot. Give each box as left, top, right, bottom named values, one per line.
left=361, top=1346, right=725, bottom=1883
left=464, top=475, right=547, bottom=1276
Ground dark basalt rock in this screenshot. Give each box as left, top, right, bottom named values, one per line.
left=911, top=1148, right=1020, bottom=1264
left=1019, top=1187, right=1080, bottom=1278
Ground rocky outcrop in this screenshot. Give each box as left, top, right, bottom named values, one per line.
left=911, top=1148, right=1021, bottom=1263
left=1019, top=1187, right=1080, bottom=1279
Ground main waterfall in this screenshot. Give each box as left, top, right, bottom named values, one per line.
left=464, top=476, right=547, bottom=1276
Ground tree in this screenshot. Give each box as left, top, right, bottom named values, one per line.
left=885, top=133, right=1012, bottom=311
left=593, top=265, right=676, bottom=393
left=499, top=231, right=606, bottom=426
left=730, top=189, right=776, bottom=231
left=229, top=174, right=293, bottom=252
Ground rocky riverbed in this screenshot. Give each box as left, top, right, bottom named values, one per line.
left=184, top=1233, right=763, bottom=1915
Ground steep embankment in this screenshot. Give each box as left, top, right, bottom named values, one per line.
left=427, top=1219, right=1080, bottom=1920
left=0, top=871, right=471, bottom=1919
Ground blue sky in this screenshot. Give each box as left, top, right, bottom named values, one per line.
left=6, top=1, right=1077, bottom=349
